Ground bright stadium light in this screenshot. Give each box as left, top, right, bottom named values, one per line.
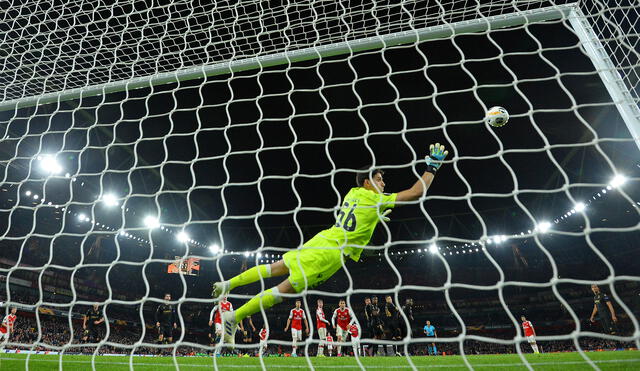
left=536, top=221, right=551, bottom=233
left=101, top=193, right=119, bottom=207
left=574, top=202, right=586, bottom=212
left=609, top=174, right=627, bottom=188
left=77, top=213, right=86, bottom=222
left=244, top=251, right=250, bottom=257
left=429, top=244, right=438, bottom=254
left=143, top=216, right=160, bottom=229
left=176, top=231, right=189, bottom=243
left=39, top=155, right=63, bottom=174
left=25, top=190, right=31, bottom=196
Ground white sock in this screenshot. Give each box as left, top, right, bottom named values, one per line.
left=532, top=344, right=539, bottom=353
left=318, top=343, right=324, bottom=356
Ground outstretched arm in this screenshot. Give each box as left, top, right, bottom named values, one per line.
left=396, top=144, right=448, bottom=203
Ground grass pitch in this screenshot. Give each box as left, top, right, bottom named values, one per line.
left=1, top=350, right=638, bottom=370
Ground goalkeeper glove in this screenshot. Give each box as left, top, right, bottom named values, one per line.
left=425, top=143, right=449, bottom=174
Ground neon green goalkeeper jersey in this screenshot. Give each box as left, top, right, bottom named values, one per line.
left=317, top=187, right=397, bottom=261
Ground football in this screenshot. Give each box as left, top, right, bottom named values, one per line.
left=485, top=106, right=509, bottom=127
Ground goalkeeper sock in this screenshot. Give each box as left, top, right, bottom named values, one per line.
left=229, top=264, right=272, bottom=290
left=234, top=287, right=283, bottom=323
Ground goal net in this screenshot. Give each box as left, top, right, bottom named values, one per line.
left=0, top=0, right=638, bottom=369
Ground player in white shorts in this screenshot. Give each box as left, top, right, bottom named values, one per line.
left=521, top=315, right=540, bottom=354
left=284, top=299, right=309, bottom=356
left=315, top=299, right=331, bottom=356
left=349, top=323, right=361, bottom=356
left=0, top=307, right=17, bottom=346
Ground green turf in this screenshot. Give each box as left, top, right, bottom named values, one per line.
left=0, top=350, right=638, bottom=370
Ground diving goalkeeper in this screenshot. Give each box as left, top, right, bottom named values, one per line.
left=212, top=144, right=449, bottom=345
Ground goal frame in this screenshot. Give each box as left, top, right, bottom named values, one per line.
left=2, top=4, right=636, bottom=147
left=1, top=4, right=636, bottom=149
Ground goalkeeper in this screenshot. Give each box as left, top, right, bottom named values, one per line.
left=212, top=144, right=449, bottom=345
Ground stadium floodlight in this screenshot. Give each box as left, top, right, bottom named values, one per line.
left=609, top=174, right=627, bottom=188
left=100, top=193, right=119, bottom=207
left=33, top=194, right=39, bottom=200
left=574, top=202, right=586, bottom=212
left=77, top=214, right=86, bottom=222
left=176, top=231, right=189, bottom=243
left=209, top=244, right=220, bottom=254
left=143, top=216, right=160, bottom=229
left=429, top=244, right=438, bottom=254
left=25, top=190, right=31, bottom=196
left=39, top=155, right=63, bottom=174
left=536, top=221, right=552, bottom=233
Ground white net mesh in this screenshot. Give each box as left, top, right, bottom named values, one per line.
left=0, top=0, right=639, bottom=369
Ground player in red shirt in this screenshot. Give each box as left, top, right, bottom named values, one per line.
left=331, top=299, right=353, bottom=356
left=209, top=297, right=233, bottom=353
left=259, top=326, right=269, bottom=355
left=284, top=299, right=309, bottom=356
left=0, top=307, right=17, bottom=345
left=316, top=299, right=331, bottom=357
left=325, top=333, right=334, bottom=356
left=521, top=315, right=540, bottom=354
left=349, top=323, right=361, bottom=356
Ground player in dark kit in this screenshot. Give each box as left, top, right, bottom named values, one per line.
left=368, top=296, right=385, bottom=356
left=590, top=284, right=618, bottom=334
left=384, top=295, right=402, bottom=340
left=241, top=315, right=257, bottom=344
left=384, top=295, right=402, bottom=355
left=155, top=293, right=178, bottom=345
left=363, top=297, right=372, bottom=356
left=82, top=304, right=104, bottom=342
left=401, top=298, right=415, bottom=355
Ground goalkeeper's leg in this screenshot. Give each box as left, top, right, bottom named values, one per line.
left=221, top=278, right=295, bottom=346
left=212, top=261, right=289, bottom=299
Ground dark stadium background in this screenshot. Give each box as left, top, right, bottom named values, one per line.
left=0, top=14, right=638, bottom=354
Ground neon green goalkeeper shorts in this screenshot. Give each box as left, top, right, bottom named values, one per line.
left=283, top=234, right=345, bottom=293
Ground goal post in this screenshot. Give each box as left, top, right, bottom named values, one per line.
left=0, top=5, right=573, bottom=111
left=1, top=3, right=636, bottom=150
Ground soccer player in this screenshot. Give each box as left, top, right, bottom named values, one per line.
left=259, top=326, right=269, bottom=355
left=590, top=284, right=618, bottom=334
left=369, top=296, right=385, bottom=356
left=316, top=299, right=331, bottom=357
left=211, top=144, right=450, bottom=346
left=521, top=315, right=540, bottom=354
left=82, top=304, right=104, bottom=342
left=362, top=297, right=372, bottom=356
left=332, top=299, right=354, bottom=357
left=383, top=295, right=402, bottom=355
left=349, top=322, right=361, bottom=356
left=284, top=299, right=309, bottom=356
left=384, top=295, right=401, bottom=338
left=155, top=293, right=177, bottom=346
left=209, top=296, right=233, bottom=353
left=401, top=298, right=415, bottom=355
left=242, top=315, right=256, bottom=344
left=325, top=332, right=334, bottom=357
left=0, top=307, right=17, bottom=345
left=423, top=320, right=437, bottom=355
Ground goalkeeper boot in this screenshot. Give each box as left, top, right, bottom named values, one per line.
left=222, top=311, right=238, bottom=348
left=211, top=281, right=230, bottom=300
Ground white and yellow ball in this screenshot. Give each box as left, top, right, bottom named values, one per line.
left=485, top=106, right=509, bottom=127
